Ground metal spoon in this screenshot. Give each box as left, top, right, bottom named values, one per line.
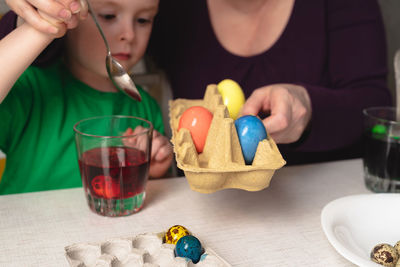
left=84, top=0, right=141, bottom=101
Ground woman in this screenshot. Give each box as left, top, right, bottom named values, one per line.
left=2, top=0, right=393, bottom=164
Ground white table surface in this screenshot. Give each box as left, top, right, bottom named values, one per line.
left=0, top=159, right=371, bottom=267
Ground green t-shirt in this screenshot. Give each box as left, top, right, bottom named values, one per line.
left=0, top=61, right=164, bottom=195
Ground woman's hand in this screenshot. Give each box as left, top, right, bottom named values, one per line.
left=6, top=0, right=88, bottom=33
left=240, top=84, right=312, bottom=144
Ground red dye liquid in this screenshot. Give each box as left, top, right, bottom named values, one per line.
left=79, top=146, right=149, bottom=200
left=124, top=88, right=142, bottom=102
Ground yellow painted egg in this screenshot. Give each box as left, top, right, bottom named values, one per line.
left=217, top=79, right=245, bottom=120
left=165, top=225, right=190, bottom=245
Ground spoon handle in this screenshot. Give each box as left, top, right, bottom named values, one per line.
left=84, top=0, right=111, bottom=53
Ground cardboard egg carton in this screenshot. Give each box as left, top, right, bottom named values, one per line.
left=65, top=232, right=230, bottom=267
left=169, top=85, right=286, bottom=193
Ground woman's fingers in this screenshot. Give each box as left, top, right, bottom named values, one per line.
left=7, top=0, right=58, bottom=33
left=6, top=0, right=85, bottom=33
left=58, top=0, right=85, bottom=28
left=263, top=87, right=292, bottom=134
left=240, top=84, right=311, bottom=144
left=240, top=87, right=271, bottom=117
left=78, top=0, right=89, bottom=20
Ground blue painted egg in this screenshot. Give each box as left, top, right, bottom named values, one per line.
left=235, top=115, right=268, bottom=165
left=175, top=235, right=203, bottom=263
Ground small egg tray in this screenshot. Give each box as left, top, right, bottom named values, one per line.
left=64, top=232, right=231, bottom=267
left=169, top=84, right=286, bottom=193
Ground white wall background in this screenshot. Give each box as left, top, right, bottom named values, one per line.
left=378, top=0, right=400, bottom=98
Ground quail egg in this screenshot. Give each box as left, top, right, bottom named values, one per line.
left=371, top=243, right=399, bottom=267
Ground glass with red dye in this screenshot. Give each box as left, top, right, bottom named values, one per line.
left=74, top=116, right=153, bottom=216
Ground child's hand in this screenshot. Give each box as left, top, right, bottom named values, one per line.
left=123, top=127, right=173, bottom=178
left=6, top=0, right=88, bottom=34
left=149, top=130, right=173, bottom=178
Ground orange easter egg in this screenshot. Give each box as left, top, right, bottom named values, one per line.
left=178, top=106, right=213, bottom=153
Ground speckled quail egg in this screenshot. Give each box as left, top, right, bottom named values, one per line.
left=371, top=243, right=399, bottom=267
left=164, top=225, right=190, bottom=245
left=394, top=241, right=400, bottom=255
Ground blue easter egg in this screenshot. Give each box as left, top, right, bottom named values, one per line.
left=235, top=115, right=268, bottom=165
left=175, top=235, right=203, bottom=263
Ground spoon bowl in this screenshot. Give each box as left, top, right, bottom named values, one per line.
left=85, top=0, right=141, bottom=101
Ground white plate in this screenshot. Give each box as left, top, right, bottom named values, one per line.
left=321, top=194, right=400, bottom=267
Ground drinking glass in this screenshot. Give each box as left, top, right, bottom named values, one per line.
left=363, top=107, right=400, bottom=193
left=74, top=115, right=153, bottom=216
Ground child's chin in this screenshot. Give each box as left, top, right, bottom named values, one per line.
left=122, top=61, right=137, bottom=71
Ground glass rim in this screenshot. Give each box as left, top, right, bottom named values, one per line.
left=73, top=115, right=153, bottom=139
left=363, top=106, right=400, bottom=125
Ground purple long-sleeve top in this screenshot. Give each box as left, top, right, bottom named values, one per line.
left=0, top=0, right=392, bottom=164
left=148, top=0, right=392, bottom=164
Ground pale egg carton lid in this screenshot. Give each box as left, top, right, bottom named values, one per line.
left=169, top=84, right=286, bottom=193
left=65, top=231, right=231, bottom=267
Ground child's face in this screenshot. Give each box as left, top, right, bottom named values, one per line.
left=65, top=0, right=158, bottom=88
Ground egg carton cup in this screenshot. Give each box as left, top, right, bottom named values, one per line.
left=65, top=232, right=231, bottom=267
left=169, top=84, right=286, bottom=193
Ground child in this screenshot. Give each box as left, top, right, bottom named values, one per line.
left=0, top=0, right=173, bottom=194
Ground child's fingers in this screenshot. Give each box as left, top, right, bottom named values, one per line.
left=123, top=127, right=133, bottom=136
left=123, top=127, right=155, bottom=152
left=122, top=128, right=137, bottom=147
left=151, top=135, right=172, bottom=162
left=131, top=126, right=146, bottom=135
left=148, top=132, right=173, bottom=178
left=150, top=135, right=162, bottom=158
left=151, top=131, right=162, bottom=157
left=155, top=144, right=173, bottom=162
